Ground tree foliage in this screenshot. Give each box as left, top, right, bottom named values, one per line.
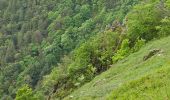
left=1, top=0, right=170, bottom=99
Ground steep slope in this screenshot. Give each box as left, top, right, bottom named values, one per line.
left=65, top=36, right=170, bottom=100
left=0, top=0, right=138, bottom=99
left=1, top=0, right=170, bottom=99
left=35, top=0, right=170, bottom=99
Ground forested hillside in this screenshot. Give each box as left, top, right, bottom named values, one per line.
left=0, top=0, right=170, bottom=100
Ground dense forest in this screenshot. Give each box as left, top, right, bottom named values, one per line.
left=0, top=0, right=170, bottom=99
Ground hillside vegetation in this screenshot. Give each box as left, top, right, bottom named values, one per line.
left=0, top=0, right=170, bottom=100
left=65, top=36, right=170, bottom=100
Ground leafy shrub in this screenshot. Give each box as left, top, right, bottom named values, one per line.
left=126, top=1, right=163, bottom=42
left=133, top=38, right=145, bottom=52
left=112, top=39, right=130, bottom=62
left=15, top=85, right=36, bottom=100
left=156, top=17, right=170, bottom=37
left=166, top=0, right=170, bottom=8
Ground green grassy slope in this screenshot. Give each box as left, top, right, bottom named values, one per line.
left=64, top=36, right=170, bottom=100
